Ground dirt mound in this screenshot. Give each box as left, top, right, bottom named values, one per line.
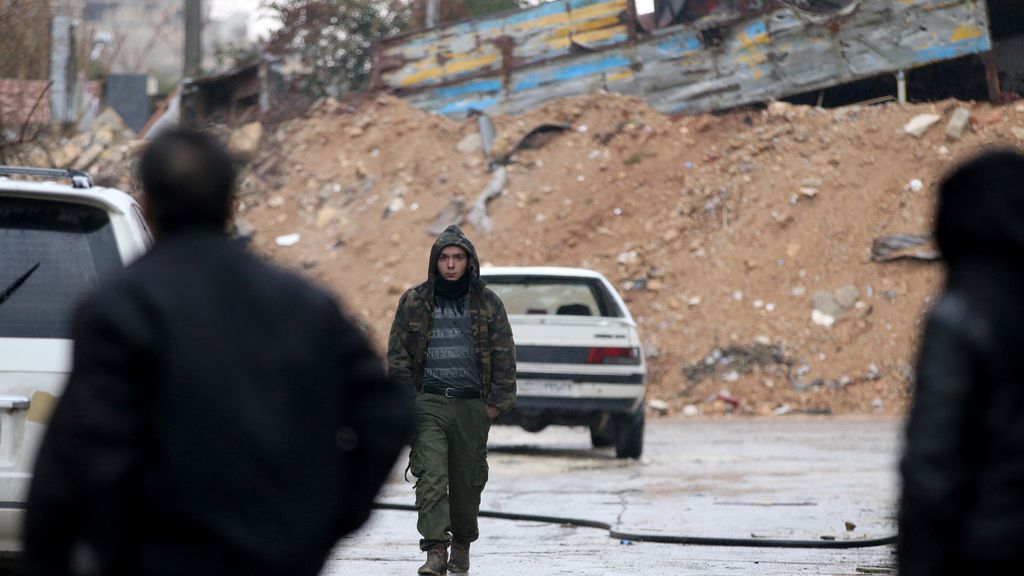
left=228, top=92, right=1024, bottom=417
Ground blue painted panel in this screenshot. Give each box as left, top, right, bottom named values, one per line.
left=385, top=0, right=994, bottom=119
left=435, top=79, right=504, bottom=99
left=911, top=35, right=993, bottom=64
left=437, top=96, right=501, bottom=115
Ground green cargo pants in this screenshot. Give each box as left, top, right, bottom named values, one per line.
left=409, top=392, right=491, bottom=551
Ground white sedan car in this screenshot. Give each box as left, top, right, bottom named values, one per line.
left=481, top=267, right=646, bottom=458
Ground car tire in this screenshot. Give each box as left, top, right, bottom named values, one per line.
left=590, top=424, right=615, bottom=448
left=614, top=408, right=644, bottom=459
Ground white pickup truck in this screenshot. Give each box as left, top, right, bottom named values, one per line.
left=480, top=267, right=646, bottom=458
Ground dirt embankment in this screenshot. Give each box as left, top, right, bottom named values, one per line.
left=221, top=93, right=1023, bottom=417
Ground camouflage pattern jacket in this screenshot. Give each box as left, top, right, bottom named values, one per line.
left=387, top=226, right=517, bottom=413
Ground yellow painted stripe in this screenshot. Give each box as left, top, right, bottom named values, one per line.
left=570, top=0, right=628, bottom=23
left=571, top=14, right=622, bottom=34
left=571, top=25, right=628, bottom=45
left=542, top=14, right=622, bottom=44
left=951, top=23, right=983, bottom=43
left=444, top=52, right=500, bottom=75
left=608, top=70, right=633, bottom=82
left=399, top=67, right=442, bottom=87
left=510, top=0, right=625, bottom=32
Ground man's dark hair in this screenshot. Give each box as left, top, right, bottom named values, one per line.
left=139, top=128, right=236, bottom=231
left=936, top=149, right=1024, bottom=266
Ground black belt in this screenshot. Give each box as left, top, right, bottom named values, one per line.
left=422, top=386, right=480, bottom=399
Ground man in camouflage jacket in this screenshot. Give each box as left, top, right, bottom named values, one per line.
left=388, top=225, right=516, bottom=575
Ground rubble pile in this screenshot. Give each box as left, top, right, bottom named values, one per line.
left=234, top=92, right=1024, bottom=416
left=47, top=92, right=1024, bottom=416
left=8, top=108, right=142, bottom=189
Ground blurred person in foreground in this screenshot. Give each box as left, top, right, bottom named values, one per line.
left=24, top=128, right=413, bottom=576
left=899, top=149, right=1024, bottom=576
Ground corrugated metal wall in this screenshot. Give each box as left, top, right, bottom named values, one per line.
left=373, top=0, right=992, bottom=117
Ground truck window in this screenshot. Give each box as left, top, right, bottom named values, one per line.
left=485, top=276, right=624, bottom=318
left=0, top=197, right=121, bottom=338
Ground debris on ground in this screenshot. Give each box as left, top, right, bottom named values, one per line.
left=903, top=113, right=942, bottom=138
left=647, top=399, right=670, bottom=416
left=24, top=90, right=1024, bottom=416
left=945, top=107, right=972, bottom=140
left=871, top=235, right=941, bottom=262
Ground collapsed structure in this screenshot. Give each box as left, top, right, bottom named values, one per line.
left=372, top=0, right=998, bottom=117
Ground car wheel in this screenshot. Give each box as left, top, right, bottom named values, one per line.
left=614, top=408, right=644, bottom=459
left=589, top=424, right=615, bottom=448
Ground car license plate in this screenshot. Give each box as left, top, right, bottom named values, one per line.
left=518, top=379, right=575, bottom=397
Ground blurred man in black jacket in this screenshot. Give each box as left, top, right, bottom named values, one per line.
left=25, top=128, right=413, bottom=576
left=900, top=150, right=1024, bottom=575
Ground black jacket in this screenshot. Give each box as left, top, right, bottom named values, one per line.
left=899, top=152, right=1024, bottom=575
left=25, top=229, right=412, bottom=576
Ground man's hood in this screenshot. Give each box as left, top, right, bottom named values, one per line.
left=428, top=225, right=483, bottom=287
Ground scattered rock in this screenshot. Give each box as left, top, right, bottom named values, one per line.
left=647, top=399, right=669, bottom=415
left=1012, top=127, right=1024, bottom=142
left=617, top=250, right=640, bottom=266
left=228, top=122, right=264, bottom=157
left=834, top=285, right=859, bottom=309
left=456, top=132, right=483, bottom=155
left=72, top=143, right=106, bottom=171
left=316, top=207, right=342, bottom=228
left=812, top=291, right=840, bottom=327
left=275, top=233, right=301, bottom=247
left=973, top=108, right=1005, bottom=126
left=384, top=196, right=406, bottom=218
left=945, top=107, right=971, bottom=140
left=682, top=404, right=700, bottom=417
left=267, top=195, right=285, bottom=208
left=233, top=217, right=255, bottom=238
left=91, top=107, right=131, bottom=133
left=903, top=114, right=941, bottom=138
left=772, top=404, right=792, bottom=416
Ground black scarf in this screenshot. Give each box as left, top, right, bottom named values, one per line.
left=434, top=273, right=470, bottom=315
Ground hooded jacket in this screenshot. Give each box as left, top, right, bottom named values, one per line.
left=899, top=151, right=1024, bottom=575
left=387, top=225, right=516, bottom=413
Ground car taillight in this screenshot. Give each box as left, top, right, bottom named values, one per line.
left=586, top=347, right=640, bottom=365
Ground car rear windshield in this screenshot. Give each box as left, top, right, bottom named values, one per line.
left=0, top=196, right=121, bottom=338
left=484, top=276, right=624, bottom=318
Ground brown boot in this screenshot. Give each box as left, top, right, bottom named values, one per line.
left=418, top=543, right=447, bottom=575
left=448, top=539, right=470, bottom=573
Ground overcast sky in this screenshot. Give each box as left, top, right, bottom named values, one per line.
left=209, top=0, right=278, bottom=39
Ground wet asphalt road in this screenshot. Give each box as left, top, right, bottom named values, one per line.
left=322, top=417, right=901, bottom=575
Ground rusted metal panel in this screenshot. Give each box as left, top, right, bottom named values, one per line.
left=379, top=0, right=992, bottom=117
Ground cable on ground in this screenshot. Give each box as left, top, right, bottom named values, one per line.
left=373, top=502, right=897, bottom=549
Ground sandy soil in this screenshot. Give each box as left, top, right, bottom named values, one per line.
left=218, top=93, right=1023, bottom=416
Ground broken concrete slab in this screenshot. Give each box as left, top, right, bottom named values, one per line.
left=945, top=107, right=971, bottom=140
left=72, top=143, right=106, bottom=171
left=903, top=114, right=941, bottom=138
left=228, top=122, right=264, bottom=157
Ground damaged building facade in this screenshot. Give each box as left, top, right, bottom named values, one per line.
left=371, top=0, right=1004, bottom=117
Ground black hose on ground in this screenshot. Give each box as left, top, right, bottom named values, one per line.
left=373, top=502, right=897, bottom=549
